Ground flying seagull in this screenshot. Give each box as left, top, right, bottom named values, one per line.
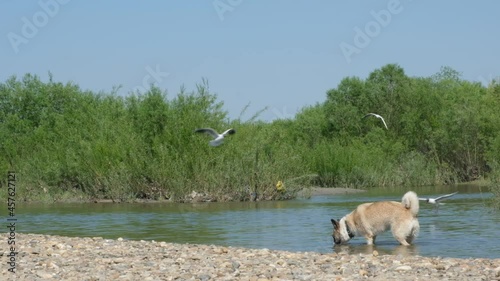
left=194, top=128, right=235, bottom=147
left=419, top=191, right=458, bottom=212
left=363, top=113, right=388, bottom=130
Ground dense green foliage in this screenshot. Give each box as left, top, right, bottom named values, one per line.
left=1, top=65, right=499, bottom=204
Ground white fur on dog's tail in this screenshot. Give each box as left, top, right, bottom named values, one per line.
left=401, top=191, right=419, bottom=217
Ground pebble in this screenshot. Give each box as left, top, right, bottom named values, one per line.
left=395, top=265, right=412, bottom=271
left=2, top=233, right=499, bottom=280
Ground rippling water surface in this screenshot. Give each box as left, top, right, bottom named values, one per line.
left=17, top=185, right=499, bottom=258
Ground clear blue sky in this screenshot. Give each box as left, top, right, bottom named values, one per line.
left=2, top=0, right=499, bottom=121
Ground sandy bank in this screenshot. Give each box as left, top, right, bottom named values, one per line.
left=2, top=233, right=499, bottom=280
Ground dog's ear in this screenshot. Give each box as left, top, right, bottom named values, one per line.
left=331, top=219, right=339, bottom=228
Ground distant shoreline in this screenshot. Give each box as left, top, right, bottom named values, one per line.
left=295, top=187, right=366, bottom=198
left=16, top=187, right=367, bottom=204
left=308, top=187, right=367, bottom=196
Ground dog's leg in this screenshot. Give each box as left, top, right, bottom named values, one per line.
left=405, top=234, right=415, bottom=244
left=396, top=236, right=410, bottom=246
left=365, top=234, right=376, bottom=245
left=405, top=224, right=419, bottom=245
left=394, top=233, right=413, bottom=246
left=392, top=223, right=417, bottom=246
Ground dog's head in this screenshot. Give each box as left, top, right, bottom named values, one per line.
left=331, top=217, right=354, bottom=245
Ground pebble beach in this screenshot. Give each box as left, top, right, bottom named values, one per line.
left=2, top=233, right=499, bottom=281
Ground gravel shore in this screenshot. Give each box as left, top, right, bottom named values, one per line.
left=2, top=233, right=499, bottom=280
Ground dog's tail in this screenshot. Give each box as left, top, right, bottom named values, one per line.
left=401, top=191, right=419, bottom=217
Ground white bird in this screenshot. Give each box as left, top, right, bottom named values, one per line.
left=363, top=113, right=388, bottom=130
left=419, top=191, right=458, bottom=204
left=419, top=191, right=458, bottom=212
left=194, top=128, right=236, bottom=147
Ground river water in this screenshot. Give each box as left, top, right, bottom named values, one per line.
left=15, top=185, right=499, bottom=258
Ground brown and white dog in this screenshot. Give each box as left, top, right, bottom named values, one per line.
left=331, top=191, right=420, bottom=246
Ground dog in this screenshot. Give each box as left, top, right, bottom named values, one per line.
left=331, top=191, right=419, bottom=246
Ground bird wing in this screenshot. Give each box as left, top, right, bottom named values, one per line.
left=363, top=113, right=388, bottom=129
left=221, top=128, right=236, bottom=136
left=435, top=191, right=458, bottom=201
left=418, top=198, right=428, bottom=201
left=194, top=128, right=220, bottom=138
left=379, top=116, right=389, bottom=129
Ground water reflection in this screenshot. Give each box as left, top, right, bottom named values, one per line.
left=16, top=185, right=500, bottom=259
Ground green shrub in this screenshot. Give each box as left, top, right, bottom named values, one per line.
left=1, top=67, right=499, bottom=204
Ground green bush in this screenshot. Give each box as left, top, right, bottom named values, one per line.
left=1, top=66, right=499, bottom=204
